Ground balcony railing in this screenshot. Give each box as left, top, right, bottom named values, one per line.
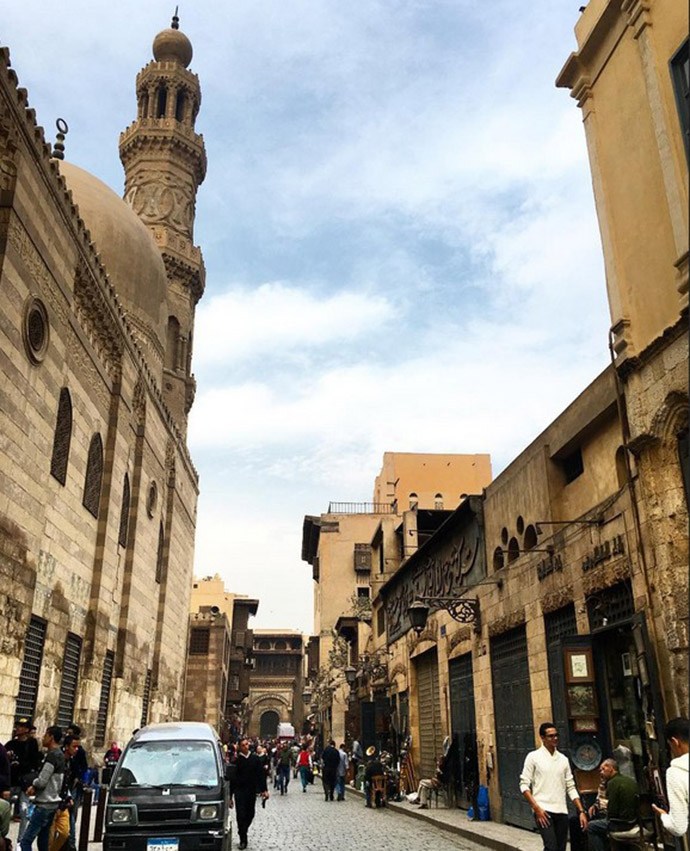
left=327, top=502, right=394, bottom=514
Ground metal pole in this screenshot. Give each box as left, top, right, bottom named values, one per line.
left=78, top=786, right=93, bottom=851
left=93, top=785, right=107, bottom=842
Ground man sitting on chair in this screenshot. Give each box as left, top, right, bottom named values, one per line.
left=586, top=758, right=639, bottom=851
left=407, top=754, right=449, bottom=810
left=364, top=747, right=386, bottom=808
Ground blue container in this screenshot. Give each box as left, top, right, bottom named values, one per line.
left=477, top=784, right=490, bottom=821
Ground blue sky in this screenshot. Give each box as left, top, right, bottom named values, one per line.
left=4, top=1, right=611, bottom=633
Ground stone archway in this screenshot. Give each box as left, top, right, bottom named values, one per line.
left=259, top=709, right=280, bottom=738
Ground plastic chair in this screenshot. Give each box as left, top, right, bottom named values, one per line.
left=370, top=775, right=386, bottom=808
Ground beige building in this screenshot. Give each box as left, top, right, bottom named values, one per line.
left=0, top=16, right=205, bottom=748
left=183, top=575, right=258, bottom=739
left=301, top=452, right=492, bottom=745
left=247, top=631, right=305, bottom=738
left=557, top=0, right=688, bottom=715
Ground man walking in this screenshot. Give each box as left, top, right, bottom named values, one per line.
left=20, top=726, right=65, bottom=851
left=231, top=739, right=268, bottom=850
left=351, top=738, right=364, bottom=778
left=6, top=718, right=41, bottom=840
left=519, top=722, right=588, bottom=851
left=652, top=717, right=689, bottom=848
left=321, top=740, right=340, bottom=802
left=336, top=743, right=349, bottom=801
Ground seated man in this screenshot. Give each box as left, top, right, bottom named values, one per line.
left=363, top=747, right=386, bottom=808
left=587, top=757, right=638, bottom=851
left=407, top=755, right=448, bottom=809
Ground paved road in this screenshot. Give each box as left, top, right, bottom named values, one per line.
left=241, top=781, right=487, bottom=851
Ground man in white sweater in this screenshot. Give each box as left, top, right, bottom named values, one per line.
left=652, top=717, right=689, bottom=849
left=519, top=722, right=588, bottom=851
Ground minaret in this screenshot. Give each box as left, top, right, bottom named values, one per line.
left=119, top=11, right=206, bottom=432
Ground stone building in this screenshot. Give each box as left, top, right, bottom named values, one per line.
left=556, top=0, right=688, bottom=716
left=247, top=631, right=305, bottom=738
left=183, top=575, right=258, bottom=739
left=359, top=0, right=689, bottom=833
left=301, top=452, right=492, bottom=745
left=0, top=15, right=205, bottom=747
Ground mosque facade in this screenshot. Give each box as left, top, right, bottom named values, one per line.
left=0, top=16, right=204, bottom=748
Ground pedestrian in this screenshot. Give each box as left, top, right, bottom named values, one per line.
left=276, top=745, right=291, bottom=795
left=0, top=739, right=11, bottom=847
left=5, top=717, right=41, bottom=841
left=321, top=740, right=340, bottom=802
left=49, top=735, right=81, bottom=851
left=364, top=746, right=386, bottom=808
left=296, top=744, right=312, bottom=792
left=336, top=743, right=348, bottom=801
left=652, top=717, right=689, bottom=848
left=351, top=737, right=364, bottom=778
left=230, top=738, right=268, bottom=850
left=20, top=725, right=66, bottom=851
left=406, top=754, right=448, bottom=809
left=584, top=758, right=638, bottom=851
left=519, top=722, right=588, bottom=851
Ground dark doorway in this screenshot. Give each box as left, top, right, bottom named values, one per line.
left=259, top=710, right=279, bottom=739
left=491, top=625, right=535, bottom=829
left=449, top=653, right=478, bottom=809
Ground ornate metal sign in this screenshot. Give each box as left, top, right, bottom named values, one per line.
left=382, top=499, right=486, bottom=643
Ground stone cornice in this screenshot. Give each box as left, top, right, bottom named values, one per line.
left=162, top=248, right=205, bottom=304
left=119, top=121, right=207, bottom=184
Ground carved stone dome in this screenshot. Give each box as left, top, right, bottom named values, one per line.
left=59, top=161, right=167, bottom=371
left=152, top=27, right=193, bottom=68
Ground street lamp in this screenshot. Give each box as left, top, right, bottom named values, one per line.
left=408, top=599, right=430, bottom=634
left=302, top=687, right=312, bottom=704
left=344, top=665, right=357, bottom=687
left=408, top=595, right=482, bottom=635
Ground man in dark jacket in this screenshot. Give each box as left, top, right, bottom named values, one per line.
left=231, top=739, right=268, bottom=850
left=5, top=717, right=41, bottom=840
left=364, top=747, right=386, bottom=808
left=321, top=741, right=341, bottom=802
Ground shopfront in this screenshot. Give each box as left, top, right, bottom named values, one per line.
left=416, top=647, right=443, bottom=780
left=448, top=652, right=478, bottom=808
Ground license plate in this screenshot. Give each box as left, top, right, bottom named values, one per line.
left=147, top=840, right=179, bottom=851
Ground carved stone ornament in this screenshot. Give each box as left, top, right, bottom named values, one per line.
left=488, top=608, right=526, bottom=638
left=125, top=172, right=195, bottom=237
left=541, top=585, right=574, bottom=615
left=582, top=558, right=632, bottom=597
left=448, top=626, right=473, bottom=650
left=74, top=262, right=123, bottom=381
left=389, top=662, right=407, bottom=682
left=132, top=374, right=147, bottom=425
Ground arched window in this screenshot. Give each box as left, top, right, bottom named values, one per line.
left=139, top=90, right=149, bottom=120
left=523, top=525, right=537, bottom=551
left=257, top=640, right=271, bottom=650
left=274, top=640, right=287, bottom=651
left=50, top=388, right=72, bottom=485
left=408, top=492, right=418, bottom=509
left=175, top=90, right=186, bottom=121
left=166, top=316, right=180, bottom=371
left=118, top=473, right=130, bottom=548
left=434, top=493, right=444, bottom=510
left=83, top=434, right=103, bottom=518
left=493, top=546, right=504, bottom=571
left=156, top=85, right=167, bottom=118
left=507, top=537, right=520, bottom=564
left=155, top=522, right=165, bottom=584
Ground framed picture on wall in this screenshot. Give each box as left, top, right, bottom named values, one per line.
left=565, top=647, right=594, bottom=683
left=567, top=683, right=598, bottom=718
left=573, top=718, right=599, bottom=733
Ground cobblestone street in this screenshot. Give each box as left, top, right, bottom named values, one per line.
left=243, top=783, right=487, bottom=851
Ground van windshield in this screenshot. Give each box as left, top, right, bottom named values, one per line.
left=114, top=741, right=219, bottom=789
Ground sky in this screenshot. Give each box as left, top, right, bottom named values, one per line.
left=3, top=1, right=611, bottom=634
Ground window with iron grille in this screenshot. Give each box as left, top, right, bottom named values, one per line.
left=155, top=522, right=165, bottom=584
left=50, top=388, right=72, bottom=485
left=118, top=474, right=130, bottom=548
left=670, top=38, right=689, bottom=164
left=94, top=650, right=114, bottom=746
left=189, top=627, right=210, bottom=655
left=587, top=581, right=634, bottom=631
left=82, top=434, right=103, bottom=518
left=15, top=616, right=46, bottom=721
left=57, top=633, right=82, bottom=728
left=354, top=544, right=372, bottom=572
left=544, top=604, right=578, bottom=647
left=141, top=669, right=152, bottom=727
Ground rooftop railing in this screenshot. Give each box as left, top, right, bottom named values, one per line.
left=327, top=502, right=394, bottom=514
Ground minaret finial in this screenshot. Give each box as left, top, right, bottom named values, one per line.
left=52, top=118, right=69, bottom=160
left=171, top=6, right=179, bottom=29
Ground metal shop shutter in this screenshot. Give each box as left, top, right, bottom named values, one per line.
left=416, top=648, right=442, bottom=781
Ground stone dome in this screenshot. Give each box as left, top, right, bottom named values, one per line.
left=59, top=161, right=168, bottom=371
left=152, top=27, right=193, bottom=68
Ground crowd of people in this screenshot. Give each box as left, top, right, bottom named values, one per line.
left=0, top=716, right=110, bottom=851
